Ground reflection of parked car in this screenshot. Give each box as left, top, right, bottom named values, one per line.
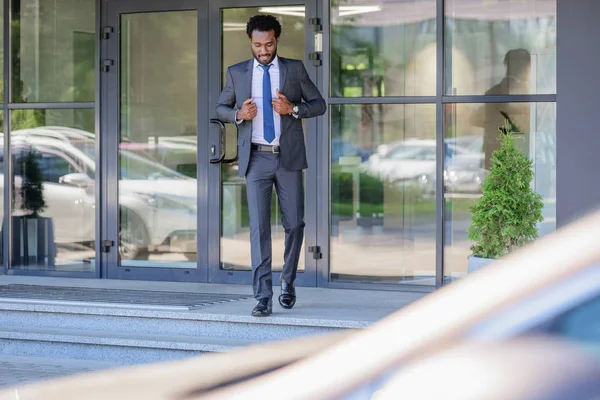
left=1, top=128, right=198, bottom=261
left=120, top=141, right=198, bottom=178
left=11, top=126, right=96, bottom=147
left=331, top=139, right=371, bottom=163
left=362, top=139, right=478, bottom=182
left=418, top=165, right=490, bottom=197
left=361, top=138, right=487, bottom=195
left=361, top=139, right=435, bottom=182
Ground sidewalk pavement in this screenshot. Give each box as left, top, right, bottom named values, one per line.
left=0, top=355, right=119, bottom=389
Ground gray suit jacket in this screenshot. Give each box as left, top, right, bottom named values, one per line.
left=216, top=57, right=326, bottom=177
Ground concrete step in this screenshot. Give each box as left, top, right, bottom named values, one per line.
left=0, top=325, right=259, bottom=365
left=0, top=299, right=364, bottom=365
left=0, top=300, right=359, bottom=342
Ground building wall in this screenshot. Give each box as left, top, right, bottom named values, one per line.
left=556, top=0, right=600, bottom=226
left=0, top=0, right=573, bottom=286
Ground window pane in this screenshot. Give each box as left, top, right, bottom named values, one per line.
left=444, top=102, right=556, bottom=281
left=331, top=0, right=436, bottom=97
left=119, top=11, right=197, bottom=267
left=445, top=0, right=556, bottom=95
left=330, top=104, right=437, bottom=285
left=9, top=109, right=96, bottom=272
left=12, top=0, right=96, bottom=102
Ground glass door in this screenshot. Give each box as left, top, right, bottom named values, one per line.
left=207, top=0, right=320, bottom=286
left=104, top=0, right=207, bottom=281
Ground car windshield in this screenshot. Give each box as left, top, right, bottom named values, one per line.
left=72, top=140, right=186, bottom=180
left=386, top=145, right=436, bottom=160
left=120, top=151, right=187, bottom=180
left=383, top=145, right=424, bottom=160
left=71, top=140, right=96, bottom=160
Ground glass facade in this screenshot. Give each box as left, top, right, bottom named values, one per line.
left=444, top=102, right=556, bottom=281
left=0, top=0, right=558, bottom=290
left=10, top=109, right=96, bottom=271
left=12, top=0, right=96, bottom=102
left=328, top=0, right=556, bottom=286
left=445, top=0, right=556, bottom=95
left=330, top=0, right=436, bottom=97
left=3, top=0, right=96, bottom=274
left=330, top=104, right=436, bottom=284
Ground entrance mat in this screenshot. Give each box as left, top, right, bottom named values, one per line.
left=0, top=284, right=252, bottom=309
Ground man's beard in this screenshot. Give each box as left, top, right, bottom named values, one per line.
left=255, top=50, right=277, bottom=65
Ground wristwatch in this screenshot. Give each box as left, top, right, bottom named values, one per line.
left=292, top=104, right=299, bottom=114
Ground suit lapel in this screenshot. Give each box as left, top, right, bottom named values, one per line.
left=242, top=59, right=253, bottom=136
left=243, top=59, right=253, bottom=100
left=278, top=57, right=288, bottom=135
left=278, top=57, right=288, bottom=94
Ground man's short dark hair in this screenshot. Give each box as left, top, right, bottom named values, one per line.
left=246, top=15, right=282, bottom=39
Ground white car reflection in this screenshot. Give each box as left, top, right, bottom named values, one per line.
left=1, top=128, right=198, bottom=261
left=361, top=139, right=486, bottom=194
left=361, top=139, right=438, bottom=183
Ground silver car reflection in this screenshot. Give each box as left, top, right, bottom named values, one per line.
left=1, top=128, right=198, bottom=261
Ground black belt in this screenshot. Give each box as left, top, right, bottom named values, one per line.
left=251, top=144, right=280, bottom=153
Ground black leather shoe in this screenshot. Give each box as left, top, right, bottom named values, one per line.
left=279, top=280, right=296, bottom=309
left=251, top=298, right=272, bottom=317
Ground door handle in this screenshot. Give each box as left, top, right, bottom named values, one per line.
left=209, top=119, right=226, bottom=163
left=209, top=119, right=238, bottom=164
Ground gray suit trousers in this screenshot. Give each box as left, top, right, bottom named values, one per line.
left=246, top=150, right=304, bottom=300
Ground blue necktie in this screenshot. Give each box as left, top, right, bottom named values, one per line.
left=261, top=64, right=275, bottom=144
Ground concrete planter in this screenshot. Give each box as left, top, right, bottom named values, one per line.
left=467, top=255, right=495, bottom=274
left=11, top=215, right=56, bottom=267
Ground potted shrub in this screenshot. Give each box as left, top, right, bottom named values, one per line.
left=467, top=119, right=544, bottom=273
left=12, top=147, right=56, bottom=267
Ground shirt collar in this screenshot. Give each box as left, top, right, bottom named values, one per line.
left=253, top=55, right=279, bottom=70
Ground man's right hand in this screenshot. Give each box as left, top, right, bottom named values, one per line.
left=237, top=98, right=257, bottom=121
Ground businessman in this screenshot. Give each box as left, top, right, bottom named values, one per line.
left=216, top=15, right=326, bottom=316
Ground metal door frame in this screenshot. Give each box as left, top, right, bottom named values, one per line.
left=207, top=0, right=321, bottom=287
left=102, top=0, right=209, bottom=281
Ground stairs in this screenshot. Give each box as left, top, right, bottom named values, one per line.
left=0, top=300, right=363, bottom=366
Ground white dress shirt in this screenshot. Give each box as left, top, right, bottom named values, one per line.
left=251, top=56, right=281, bottom=146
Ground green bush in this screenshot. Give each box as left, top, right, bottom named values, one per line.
left=331, top=169, right=384, bottom=205
left=467, top=121, right=544, bottom=259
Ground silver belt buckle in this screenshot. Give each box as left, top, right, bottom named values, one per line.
left=271, top=146, right=278, bottom=153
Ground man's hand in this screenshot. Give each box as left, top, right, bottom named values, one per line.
left=272, top=89, right=294, bottom=115
left=237, top=98, right=257, bottom=121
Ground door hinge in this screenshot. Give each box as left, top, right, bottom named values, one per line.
left=308, top=245, right=322, bottom=260
left=102, top=59, right=114, bottom=72
left=102, top=240, right=114, bottom=253
left=309, top=52, right=322, bottom=67
left=310, top=18, right=323, bottom=67
left=310, top=17, right=322, bottom=32
left=103, top=26, right=114, bottom=40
